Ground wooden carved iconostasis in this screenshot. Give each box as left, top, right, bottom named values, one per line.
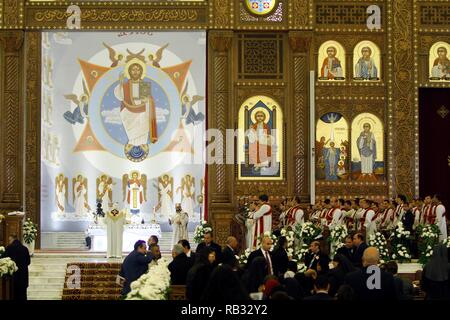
left=0, top=0, right=449, bottom=247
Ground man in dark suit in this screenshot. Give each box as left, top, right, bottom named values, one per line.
left=4, top=234, right=30, bottom=300
left=246, top=235, right=274, bottom=276
left=195, top=231, right=222, bottom=263
left=304, top=241, right=330, bottom=274
left=178, top=239, right=196, bottom=268
left=345, top=247, right=397, bottom=300
left=351, top=233, right=368, bottom=269
left=221, top=236, right=239, bottom=269
left=119, top=240, right=153, bottom=296
left=303, top=275, right=333, bottom=301
left=168, top=244, right=191, bottom=285
left=336, top=235, right=354, bottom=261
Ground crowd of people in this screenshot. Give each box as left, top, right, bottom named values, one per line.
left=237, top=194, right=448, bottom=253
left=118, top=192, right=449, bottom=301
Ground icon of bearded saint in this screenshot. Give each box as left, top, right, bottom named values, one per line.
left=113, top=60, right=158, bottom=160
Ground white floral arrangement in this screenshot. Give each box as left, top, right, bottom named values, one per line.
left=294, top=222, right=322, bottom=244
left=0, top=246, right=4, bottom=257
left=280, top=228, right=296, bottom=259
left=292, top=250, right=308, bottom=272
left=238, top=248, right=251, bottom=265
left=126, top=258, right=171, bottom=300
left=417, top=224, right=441, bottom=265
left=193, top=220, right=213, bottom=244
left=328, top=224, right=348, bottom=256
left=368, top=232, right=390, bottom=264
left=445, top=236, right=450, bottom=248
left=0, top=257, right=18, bottom=278
left=390, top=222, right=411, bottom=262
left=23, top=218, right=38, bottom=244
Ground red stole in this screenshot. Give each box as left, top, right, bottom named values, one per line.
left=286, top=205, right=302, bottom=225
left=127, top=180, right=143, bottom=204
left=253, top=204, right=272, bottom=247
left=326, top=208, right=336, bottom=224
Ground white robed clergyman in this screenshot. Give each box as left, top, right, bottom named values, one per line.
left=170, top=203, right=189, bottom=248
left=362, top=208, right=377, bottom=238
left=246, top=213, right=256, bottom=250
left=434, top=203, right=447, bottom=242
left=252, top=202, right=272, bottom=248
left=104, top=206, right=125, bottom=258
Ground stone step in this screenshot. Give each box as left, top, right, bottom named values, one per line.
left=29, top=277, right=66, bottom=284
left=64, top=281, right=121, bottom=289
left=62, top=294, right=120, bottom=300
left=29, top=284, right=63, bottom=291
left=29, top=296, right=62, bottom=300
left=63, top=288, right=122, bottom=295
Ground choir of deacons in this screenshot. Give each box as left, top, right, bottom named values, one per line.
left=241, top=193, right=448, bottom=249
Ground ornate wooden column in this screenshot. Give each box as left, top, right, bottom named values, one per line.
left=289, top=31, right=312, bottom=202
left=24, top=32, right=41, bottom=248
left=0, top=31, right=24, bottom=210
left=207, top=30, right=234, bottom=245
left=388, top=0, right=416, bottom=199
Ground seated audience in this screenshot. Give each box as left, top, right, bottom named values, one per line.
left=168, top=244, right=191, bottom=285
left=201, top=265, right=249, bottom=301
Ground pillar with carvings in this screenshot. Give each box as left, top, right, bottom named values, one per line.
left=207, top=31, right=234, bottom=246
left=0, top=31, right=24, bottom=211
left=288, top=31, right=312, bottom=202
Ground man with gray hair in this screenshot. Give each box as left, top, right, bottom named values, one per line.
left=168, top=244, right=191, bottom=285
left=344, top=247, right=397, bottom=300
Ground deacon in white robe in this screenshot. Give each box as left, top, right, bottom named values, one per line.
left=104, top=208, right=125, bottom=258
left=252, top=201, right=272, bottom=248
left=435, top=203, right=447, bottom=242
left=363, top=208, right=377, bottom=238
left=285, top=206, right=305, bottom=228
left=246, top=214, right=256, bottom=250
left=170, top=204, right=189, bottom=248
left=328, top=207, right=343, bottom=230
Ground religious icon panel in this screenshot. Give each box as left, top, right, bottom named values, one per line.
left=429, top=41, right=450, bottom=81
left=238, top=95, right=283, bottom=180
left=318, top=41, right=346, bottom=81
left=353, top=41, right=381, bottom=81
left=40, top=31, right=206, bottom=235
left=351, top=113, right=384, bottom=181
left=315, top=113, right=349, bottom=181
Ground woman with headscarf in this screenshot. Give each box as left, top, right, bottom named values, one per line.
left=421, top=244, right=450, bottom=300
left=201, top=265, right=249, bottom=302
left=328, top=254, right=356, bottom=297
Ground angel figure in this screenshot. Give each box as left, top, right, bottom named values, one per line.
left=96, top=174, right=113, bottom=211
left=55, top=173, right=68, bottom=217
left=154, top=174, right=174, bottom=219
left=147, top=43, right=169, bottom=68
left=43, top=54, right=53, bottom=88
left=44, top=91, right=53, bottom=126
left=181, top=81, right=205, bottom=125
left=103, top=42, right=125, bottom=68
left=126, top=48, right=146, bottom=63
left=122, top=171, right=147, bottom=224
left=176, top=174, right=195, bottom=218
left=198, top=178, right=205, bottom=204
left=63, top=80, right=90, bottom=125
left=51, top=134, right=61, bottom=166
left=73, top=175, right=91, bottom=218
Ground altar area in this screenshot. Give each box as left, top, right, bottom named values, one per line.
left=87, top=223, right=161, bottom=252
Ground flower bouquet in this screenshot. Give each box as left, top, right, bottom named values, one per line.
left=328, top=224, right=348, bottom=257
left=193, top=220, right=213, bottom=244
left=294, top=222, right=322, bottom=245
left=23, top=218, right=38, bottom=245
left=280, top=228, right=296, bottom=259
left=390, top=222, right=411, bottom=262
left=126, top=258, right=171, bottom=300
left=0, top=246, right=4, bottom=258
left=416, top=224, right=440, bottom=265
left=0, top=257, right=18, bottom=278
left=368, top=232, right=390, bottom=264
left=238, top=248, right=251, bottom=265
